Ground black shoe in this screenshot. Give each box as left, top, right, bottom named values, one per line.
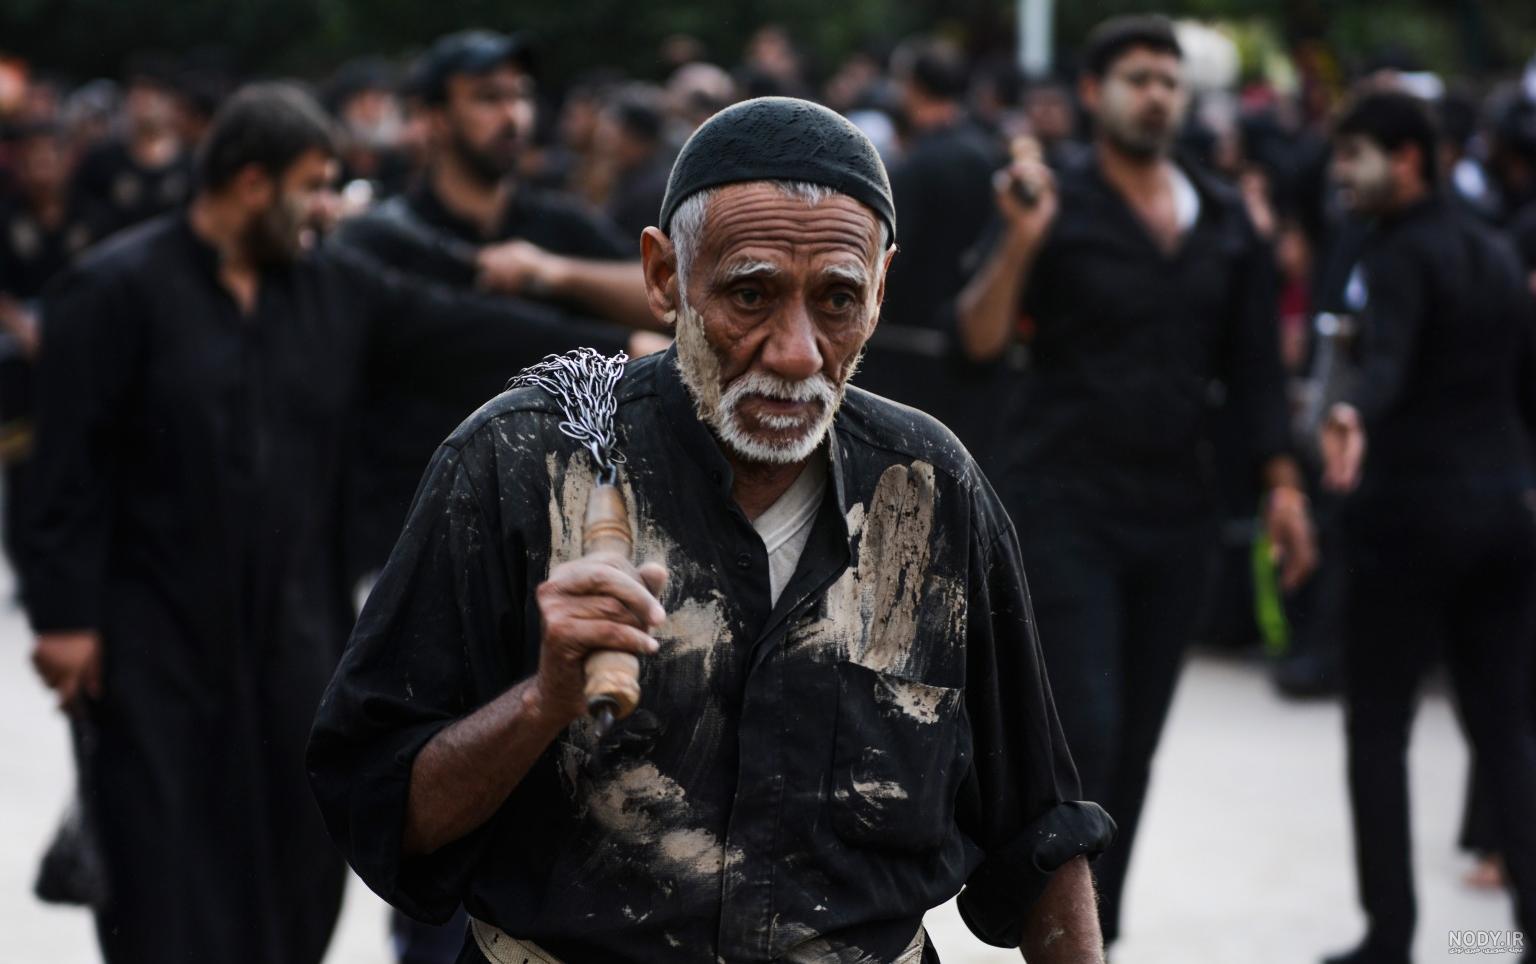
left=1321, top=940, right=1411, bottom=964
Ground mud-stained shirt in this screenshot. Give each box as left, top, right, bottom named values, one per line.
left=307, top=346, right=1114, bottom=963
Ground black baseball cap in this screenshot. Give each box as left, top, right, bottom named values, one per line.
left=412, top=30, right=528, bottom=104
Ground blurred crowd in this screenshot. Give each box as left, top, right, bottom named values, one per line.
left=5, top=16, right=1536, bottom=964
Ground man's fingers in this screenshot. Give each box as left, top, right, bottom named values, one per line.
left=562, top=618, right=660, bottom=657
left=636, top=562, right=669, bottom=602
left=548, top=560, right=667, bottom=628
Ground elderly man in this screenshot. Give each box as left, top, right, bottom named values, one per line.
left=308, top=97, right=1113, bottom=963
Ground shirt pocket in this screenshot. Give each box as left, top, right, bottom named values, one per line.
left=829, top=660, right=968, bottom=852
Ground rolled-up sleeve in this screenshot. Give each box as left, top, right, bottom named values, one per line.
left=954, top=487, right=1115, bottom=947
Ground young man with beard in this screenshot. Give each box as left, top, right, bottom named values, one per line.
left=338, top=30, right=648, bottom=320
left=956, top=15, right=1317, bottom=947
left=309, top=96, right=1114, bottom=964
left=335, top=29, right=654, bottom=579
left=1319, top=89, right=1536, bottom=964
left=21, top=83, right=632, bottom=964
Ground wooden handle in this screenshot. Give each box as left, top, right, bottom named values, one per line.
left=581, top=483, right=641, bottom=723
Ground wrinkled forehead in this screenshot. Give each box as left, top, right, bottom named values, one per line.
left=697, top=182, right=884, bottom=271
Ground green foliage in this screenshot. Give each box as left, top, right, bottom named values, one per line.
left=4, top=0, right=1534, bottom=86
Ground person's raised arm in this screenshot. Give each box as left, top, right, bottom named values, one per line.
left=956, top=152, right=1057, bottom=362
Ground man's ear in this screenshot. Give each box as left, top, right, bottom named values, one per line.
left=1392, top=142, right=1425, bottom=194
left=1078, top=73, right=1100, bottom=114
left=640, top=226, right=680, bottom=326
left=873, top=244, right=897, bottom=317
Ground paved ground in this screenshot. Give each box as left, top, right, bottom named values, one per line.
left=0, top=562, right=1518, bottom=962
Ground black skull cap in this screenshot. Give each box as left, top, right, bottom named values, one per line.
left=658, top=96, right=895, bottom=242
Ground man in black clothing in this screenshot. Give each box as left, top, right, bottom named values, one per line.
left=594, top=83, right=674, bottom=244
left=21, top=83, right=624, bottom=964
left=69, top=54, right=194, bottom=234
left=857, top=36, right=1006, bottom=468
left=1319, top=90, right=1536, bottom=964
left=309, top=96, right=1112, bottom=964
left=335, top=30, right=650, bottom=576
left=956, top=16, right=1317, bottom=946
left=339, top=31, right=646, bottom=320
left=0, top=123, right=112, bottom=558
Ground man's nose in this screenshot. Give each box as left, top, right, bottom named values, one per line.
left=759, top=303, right=823, bottom=382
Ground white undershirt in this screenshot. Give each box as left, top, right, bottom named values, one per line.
left=1170, top=163, right=1201, bottom=233
left=751, top=455, right=828, bottom=606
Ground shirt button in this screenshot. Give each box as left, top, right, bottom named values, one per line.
left=735, top=553, right=752, bottom=570
left=711, top=470, right=723, bottom=484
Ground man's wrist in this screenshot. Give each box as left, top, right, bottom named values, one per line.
left=999, top=224, right=1045, bottom=262
left=1327, top=401, right=1362, bottom=429
left=519, top=676, right=575, bottom=740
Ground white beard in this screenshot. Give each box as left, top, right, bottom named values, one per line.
left=672, top=302, right=847, bottom=465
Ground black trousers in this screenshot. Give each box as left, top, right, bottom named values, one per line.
left=1009, top=494, right=1215, bottom=944
left=1342, top=488, right=1536, bottom=953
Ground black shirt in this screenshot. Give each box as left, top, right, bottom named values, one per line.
left=856, top=120, right=1005, bottom=470
left=1004, top=154, right=1289, bottom=518
left=69, top=139, right=194, bottom=234
left=1347, top=197, right=1536, bottom=491
left=20, top=212, right=591, bottom=961
left=307, top=348, right=1113, bottom=962
left=605, top=155, right=673, bottom=249
left=0, top=195, right=112, bottom=300
left=881, top=120, right=1001, bottom=334
left=331, top=181, right=635, bottom=576
left=421, top=181, right=633, bottom=256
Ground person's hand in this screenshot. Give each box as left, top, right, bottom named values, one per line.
left=477, top=240, right=560, bottom=297
left=992, top=136, right=1058, bottom=251
left=0, top=296, right=39, bottom=359
left=31, top=631, right=102, bottom=712
left=534, top=556, right=668, bottom=725
left=1320, top=402, right=1366, bottom=493
left=1264, top=486, right=1318, bottom=592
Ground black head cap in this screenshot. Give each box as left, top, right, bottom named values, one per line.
left=414, top=30, right=526, bottom=105
left=658, top=96, right=895, bottom=242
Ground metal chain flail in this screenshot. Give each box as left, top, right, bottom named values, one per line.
left=508, top=348, right=629, bottom=484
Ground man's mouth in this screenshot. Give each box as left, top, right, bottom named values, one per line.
left=741, top=395, right=820, bottom=430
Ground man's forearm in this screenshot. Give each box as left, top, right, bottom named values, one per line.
left=546, top=258, right=661, bottom=331
left=402, top=677, right=567, bottom=857
left=956, top=230, right=1039, bottom=362
left=1019, top=856, right=1103, bottom=963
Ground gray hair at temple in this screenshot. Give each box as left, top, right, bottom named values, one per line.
left=668, top=181, right=894, bottom=295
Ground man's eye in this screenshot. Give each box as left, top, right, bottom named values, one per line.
left=734, top=288, right=764, bottom=308
left=827, top=291, right=857, bottom=311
